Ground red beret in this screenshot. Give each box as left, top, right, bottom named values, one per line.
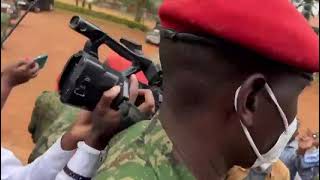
left=106, top=51, right=148, bottom=85
left=159, top=0, right=319, bottom=72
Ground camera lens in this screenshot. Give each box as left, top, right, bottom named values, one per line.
left=70, top=16, right=80, bottom=29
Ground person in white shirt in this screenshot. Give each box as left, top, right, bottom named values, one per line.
left=1, top=59, right=155, bottom=180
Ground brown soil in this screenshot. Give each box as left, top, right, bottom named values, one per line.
left=1, top=9, right=318, bottom=165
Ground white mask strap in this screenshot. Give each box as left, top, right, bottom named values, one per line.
left=234, top=82, right=290, bottom=161
left=234, top=87, right=264, bottom=160
left=264, top=83, right=289, bottom=131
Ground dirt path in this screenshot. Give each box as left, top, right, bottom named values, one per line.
left=0, top=9, right=318, bottom=165
left=1, top=9, right=158, bottom=163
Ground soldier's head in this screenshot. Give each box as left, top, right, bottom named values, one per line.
left=157, top=0, right=319, bottom=179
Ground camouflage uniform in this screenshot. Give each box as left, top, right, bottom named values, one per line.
left=28, top=91, right=196, bottom=180
left=29, top=91, right=294, bottom=180
left=28, top=91, right=80, bottom=162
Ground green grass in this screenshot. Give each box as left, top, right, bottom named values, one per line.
left=315, top=73, right=319, bottom=82
left=54, top=1, right=149, bottom=32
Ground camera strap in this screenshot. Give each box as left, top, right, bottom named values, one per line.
left=118, top=102, right=149, bottom=130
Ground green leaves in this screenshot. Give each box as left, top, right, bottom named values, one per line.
left=292, top=0, right=319, bottom=20
left=291, top=0, right=319, bottom=35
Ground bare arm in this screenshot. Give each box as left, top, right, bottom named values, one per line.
left=1, top=74, right=13, bottom=110
left=1, top=60, right=39, bottom=111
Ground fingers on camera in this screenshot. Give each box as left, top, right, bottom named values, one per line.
left=96, top=86, right=121, bottom=113
left=129, top=75, right=138, bottom=103
left=139, top=89, right=155, bottom=113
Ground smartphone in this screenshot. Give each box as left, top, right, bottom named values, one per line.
left=33, top=54, right=48, bottom=69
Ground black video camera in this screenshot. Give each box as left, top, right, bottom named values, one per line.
left=59, top=16, right=162, bottom=111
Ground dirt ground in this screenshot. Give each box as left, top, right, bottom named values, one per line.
left=1, top=9, right=319, bottom=164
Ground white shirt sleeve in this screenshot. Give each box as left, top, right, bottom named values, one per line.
left=1, top=136, right=75, bottom=180
left=55, top=141, right=106, bottom=180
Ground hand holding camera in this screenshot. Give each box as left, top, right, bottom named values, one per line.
left=62, top=75, right=156, bottom=150
left=59, top=16, right=162, bottom=113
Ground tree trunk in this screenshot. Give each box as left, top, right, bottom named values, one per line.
left=82, top=0, right=85, bottom=8
left=134, top=0, right=146, bottom=22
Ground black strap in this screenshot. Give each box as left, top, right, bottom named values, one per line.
left=63, top=166, right=91, bottom=180
left=118, top=101, right=149, bottom=130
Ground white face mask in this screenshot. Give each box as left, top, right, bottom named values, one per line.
left=234, top=83, right=298, bottom=171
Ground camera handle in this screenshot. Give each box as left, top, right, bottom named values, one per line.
left=82, top=34, right=162, bottom=88
left=84, top=37, right=146, bottom=77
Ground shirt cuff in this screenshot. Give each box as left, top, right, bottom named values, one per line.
left=66, top=141, right=106, bottom=178
left=44, top=136, right=76, bottom=167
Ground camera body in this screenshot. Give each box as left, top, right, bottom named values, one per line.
left=59, top=16, right=162, bottom=111
left=59, top=51, right=129, bottom=111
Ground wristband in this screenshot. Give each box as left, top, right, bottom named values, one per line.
left=63, top=166, right=91, bottom=180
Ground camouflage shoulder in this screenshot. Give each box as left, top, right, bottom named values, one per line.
left=28, top=91, right=66, bottom=143
left=95, top=112, right=195, bottom=180
left=28, top=104, right=80, bottom=162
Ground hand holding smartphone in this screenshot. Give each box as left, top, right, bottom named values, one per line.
left=33, top=54, right=48, bottom=69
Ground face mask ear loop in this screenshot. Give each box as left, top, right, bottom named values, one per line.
left=264, top=84, right=289, bottom=131
left=235, top=87, right=265, bottom=162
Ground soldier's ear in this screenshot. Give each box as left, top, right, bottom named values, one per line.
left=235, top=74, right=266, bottom=127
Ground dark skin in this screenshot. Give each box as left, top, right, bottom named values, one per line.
left=159, top=36, right=311, bottom=180
left=1, top=60, right=39, bottom=110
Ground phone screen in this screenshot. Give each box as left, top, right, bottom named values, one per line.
left=34, top=54, right=48, bottom=69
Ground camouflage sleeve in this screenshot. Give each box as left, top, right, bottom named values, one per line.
left=28, top=92, right=195, bottom=180
left=28, top=91, right=80, bottom=163
left=27, top=91, right=150, bottom=163
left=94, top=114, right=195, bottom=180
left=28, top=91, right=151, bottom=144
left=28, top=106, right=80, bottom=163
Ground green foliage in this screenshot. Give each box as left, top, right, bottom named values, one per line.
left=119, top=0, right=135, bottom=7
left=315, top=73, right=319, bottom=82
left=119, top=0, right=162, bottom=14
left=291, top=0, right=319, bottom=35
left=55, top=1, right=149, bottom=32
left=1, top=13, right=10, bottom=42
left=292, top=0, right=319, bottom=19
left=1, top=13, right=10, bottom=24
